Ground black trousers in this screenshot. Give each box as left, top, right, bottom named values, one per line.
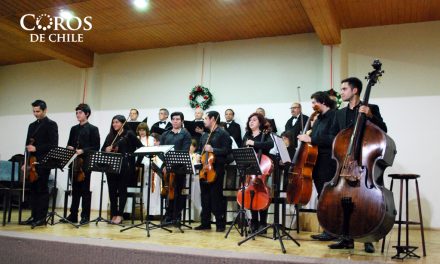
left=30, top=166, right=50, bottom=220
left=200, top=166, right=226, bottom=227
left=251, top=209, right=268, bottom=229
left=106, top=170, right=128, bottom=217
left=69, top=171, right=92, bottom=218
left=313, top=154, right=336, bottom=198
left=164, top=172, right=186, bottom=220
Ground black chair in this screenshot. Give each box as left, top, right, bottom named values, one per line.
left=381, top=173, right=426, bottom=259
left=126, top=164, right=144, bottom=224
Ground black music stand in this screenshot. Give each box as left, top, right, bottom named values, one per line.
left=120, top=145, right=173, bottom=237
left=225, top=148, right=261, bottom=238
left=159, top=150, right=194, bottom=233
left=35, top=147, right=78, bottom=229
left=78, top=151, right=122, bottom=227
left=237, top=140, right=300, bottom=254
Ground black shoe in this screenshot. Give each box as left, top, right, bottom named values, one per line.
left=328, top=239, right=354, bottom=249
left=311, top=231, right=336, bottom=241
left=61, top=214, right=78, bottom=223
left=194, top=224, right=211, bottom=230
left=79, top=217, right=90, bottom=225
left=216, top=226, right=225, bottom=232
left=31, top=218, right=47, bottom=228
left=364, top=242, right=375, bottom=253
left=20, top=216, right=34, bottom=225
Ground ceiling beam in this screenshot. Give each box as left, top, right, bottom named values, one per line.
left=299, top=0, right=341, bottom=45
left=0, top=17, right=94, bottom=68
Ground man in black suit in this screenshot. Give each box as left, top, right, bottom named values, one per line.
left=284, top=102, right=309, bottom=149
left=224, top=108, right=242, bottom=147
left=151, top=108, right=172, bottom=134
left=326, top=77, right=387, bottom=254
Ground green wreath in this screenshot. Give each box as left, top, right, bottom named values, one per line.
left=188, top=85, right=213, bottom=110
left=327, top=88, right=343, bottom=109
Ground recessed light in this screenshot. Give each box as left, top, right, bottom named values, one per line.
left=133, top=0, right=149, bottom=10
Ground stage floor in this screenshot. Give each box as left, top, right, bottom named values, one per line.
left=0, top=210, right=436, bottom=263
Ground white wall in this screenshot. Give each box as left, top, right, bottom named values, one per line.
left=1, top=21, right=440, bottom=227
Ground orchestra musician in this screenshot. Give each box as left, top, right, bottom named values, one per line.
left=194, top=111, right=231, bottom=232
left=22, top=100, right=59, bottom=227
left=242, top=112, right=274, bottom=233
left=63, top=104, right=100, bottom=225
left=256, top=107, right=277, bottom=134
left=285, top=102, right=309, bottom=150
left=151, top=108, right=172, bottom=133
left=160, top=112, right=192, bottom=223
left=102, top=115, right=143, bottom=225
left=296, top=91, right=337, bottom=242
left=224, top=108, right=242, bottom=148
left=326, top=77, right=388, bottom=253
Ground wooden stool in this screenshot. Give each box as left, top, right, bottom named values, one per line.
left=381, top=174, right=426, bottom=259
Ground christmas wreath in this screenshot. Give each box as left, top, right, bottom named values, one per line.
left=188, top=85, right=213, bottom=110
left=327, top=88, right=343, bottom=109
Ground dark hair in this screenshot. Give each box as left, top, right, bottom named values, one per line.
left=159, top=108, right=169, bottom=116
left=311, top=91, right=336, bottom=109
left=206, top=111, right=221, bottom=124
left=150, top=132, right=161, bottom=143
left=341, top=77, right=363, bottom=95
left=76, top=103, right=91, bottom=118
left=136, top=122, right=149, bottom=136
left=219, top=121, right=226, bottom=129
left=225, top=109, right=235, bottom=116
left=245, top=112, right=266, bottom=133
left=170, top=111, right=184, bottom=121
left=109, top=115, right=128, bottom=135
left=31, top=99, right=47, bottom=110
left=281, top=130, right=295, bottom=147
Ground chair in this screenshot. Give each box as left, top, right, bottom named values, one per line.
left=381, top=173, right=426, bottom=259
left=126, top=164, right=144, bottom=224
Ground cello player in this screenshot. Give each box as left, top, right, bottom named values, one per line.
left=327, top=77, right=387, bottom=253
left=297, top=91, right=337, bottom=241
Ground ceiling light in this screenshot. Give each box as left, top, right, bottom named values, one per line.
left=59, top=9, right=74, bottom=20
left=133, top=0, right=149, bottom=10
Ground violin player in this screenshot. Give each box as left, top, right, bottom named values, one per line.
left=22, top=100, right=59, bottom=228
left=63, top=104, right=100, bottom=225
left=194, top=111, right=231, bottom=232
left=297, top=91, right=337, bottom=242
left=160, top=112, right=192, bottom=223
left=102, top=115, right=143, bottom=225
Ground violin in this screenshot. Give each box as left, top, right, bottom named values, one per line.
left=286, top=107, right=319, bottom=205
left=199, top=115, right=219, bottom=183
left=237, top=128, right=273, bottom=211
left=317, top=60, right=397, bottom=242
left=72, top=157, right=85, bottom=182
left=161, top=171, right=175, bottom=200
left=24, top=138, right=38, bottom=183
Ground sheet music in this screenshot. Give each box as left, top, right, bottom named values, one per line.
left=64, top=153, right=78, bottom=169
left=272, top=135, right=291, bottom=164
left=134, top=145, right=174, bottom=154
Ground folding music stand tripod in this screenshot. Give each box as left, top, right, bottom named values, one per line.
left=120, top=145, right=173, bottom=237
left=237, top=137, right=300, bottom=253
left=36, top=146, right=78, bottom=229
left=159, top=150, right=194, bottom=233
left=78, top=151, right=123, bottom=227
left=225, top=147, right=261, bottom=238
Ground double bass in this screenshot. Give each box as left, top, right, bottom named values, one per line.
left=285, top=107, right=319, bottom=205
left=317, top=60, right=397, bottom=242
left=237, top=129, right=274, bottom=211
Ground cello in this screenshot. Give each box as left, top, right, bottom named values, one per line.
left=317, top=60, right=397, bottom=242
left=237, top=128, right=274, bottom=211
left=285, top=107, right=319, bottom=205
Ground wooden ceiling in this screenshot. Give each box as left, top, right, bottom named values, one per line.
left=1, top=0, right=439, bottom=68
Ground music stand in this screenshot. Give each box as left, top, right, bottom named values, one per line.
left=78, top=151, right=122, bottom=226
left=35, top=147, right=78, bottom=229
left=120, top=145, right=174, bottom=237
left=225, top=148, right=261, bottom=238
left=159, top=150, right=194, bottom=233
left=237, top=138, right=300, bottom=254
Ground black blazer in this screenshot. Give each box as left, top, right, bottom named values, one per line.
left=225, top=121, right=242, bottom=147
left=331, top=103, right=387, bottom=136
left=285, top=114, right=309, bottom=149
left=267, top=118, right=278, bottom=134
left=151, top=121, right=172, bottom=133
